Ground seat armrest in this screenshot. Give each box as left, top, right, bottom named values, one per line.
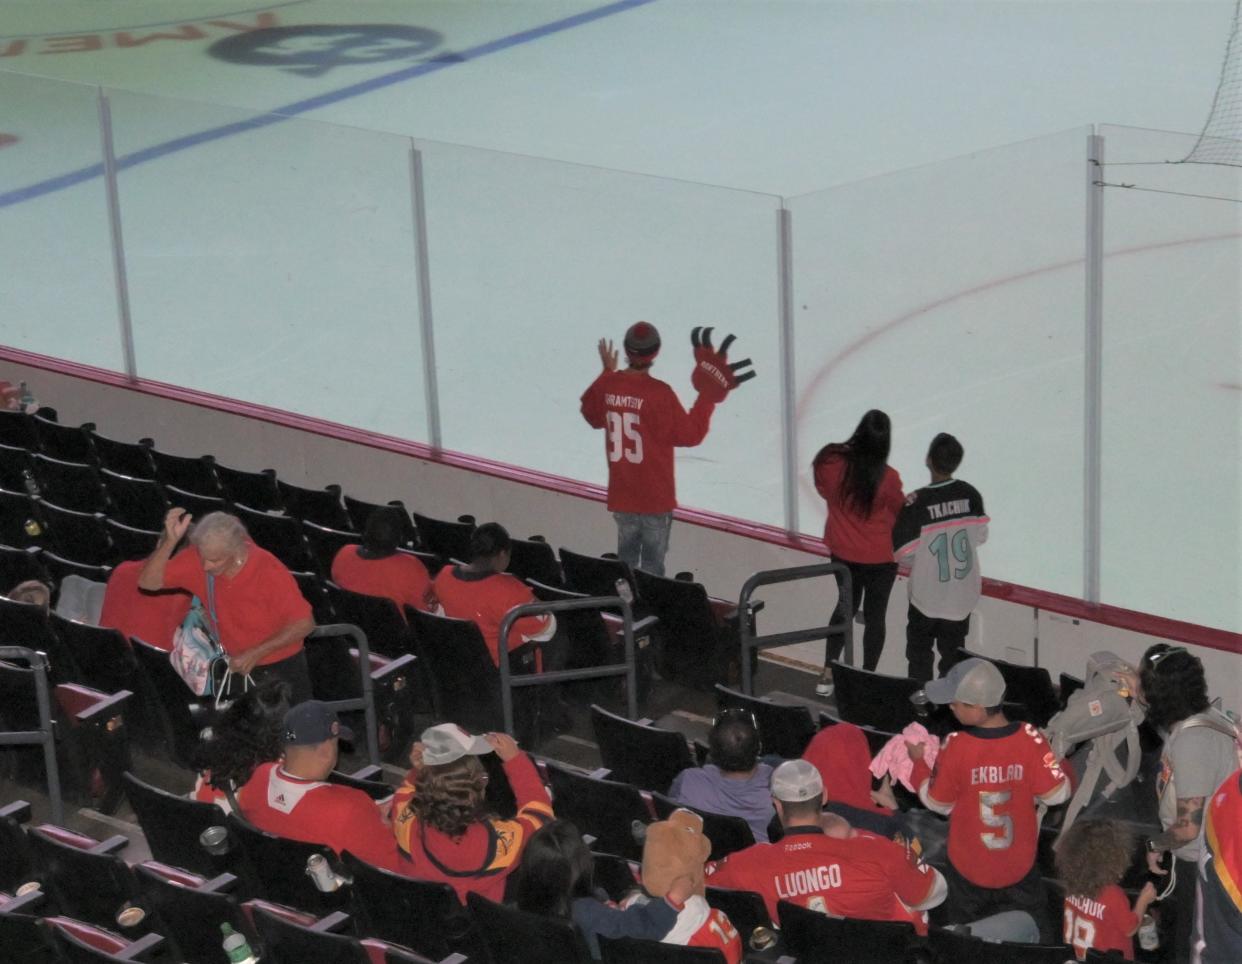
left=0, top=801, right=32, bottom=823
left=0, top=888, right=47, bottom=913
left=346, top=765, right=383, bottom=783
left=588, top=767, right=611, bottom=780
left=631, top=614, right=659, bottom=636
left=371, top=652, right=416, bottom=681
left=312, top=910, right=353, bottom=933
left=115, top=932, right=165, bottom=961
left=201, top=873, right=239, bottom=894
left=88, top=834, right=130, bottom=855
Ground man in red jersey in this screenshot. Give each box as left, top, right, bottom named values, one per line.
left=706, top=759, right=947, bottom=933
left=580, top=323, right=753, bottom=576
left=909, top=657, right=1071, bottom=940
left=237, top=700, right=410, bottom=874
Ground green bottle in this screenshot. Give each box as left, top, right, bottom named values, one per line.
left=221, top=922, right=258, bottom=964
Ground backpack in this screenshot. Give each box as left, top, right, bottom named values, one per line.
left=1044, top=650, right=1145, bottom=842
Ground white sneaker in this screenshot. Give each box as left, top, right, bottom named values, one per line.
left=815, top=676, right=834, bottom=697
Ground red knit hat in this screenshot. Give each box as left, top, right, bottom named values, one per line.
left=624, top=321, right=661, bottom=363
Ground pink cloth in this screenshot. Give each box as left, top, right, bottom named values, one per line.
left=870, top=723, right=940, bottom=792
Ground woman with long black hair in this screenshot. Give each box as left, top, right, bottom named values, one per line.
left=812, top=409, right=904, bottom=693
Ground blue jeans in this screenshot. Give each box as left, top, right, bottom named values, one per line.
left=613, top=511, right=672, bottom=576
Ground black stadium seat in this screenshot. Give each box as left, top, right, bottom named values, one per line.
left=215, top=462, right=282, bottom=512
left=277, top=480, right=352, bottom=530
left=589, top=703, right=693, bottom=795
left=544, top=762, right=650, bottom=861
left=344, top=496, right=418, bottom=549
left=98, top=470, right=167, bottom=530
left=88, top=432, right=155, bottom=479
left=715, top=684, right=817, bottom=758
left=467, top=891, right=594, bottom=964
left=599, top=935, right=727, bottom=963
left=122, top=772, right=227, bottom=879
left=30, top=454, right=109, bottom=513
left=830, top=661, right=922, bottom=733
left=412, top=512, right=474, bottom=563
left=777, top=899, right=916, bottom=964
left=146, top=449, right=221, bottom=497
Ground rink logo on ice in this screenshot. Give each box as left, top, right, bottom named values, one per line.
left=209, top=24, right=449, bottom=77
left=0, top=14, right=281, bottom=57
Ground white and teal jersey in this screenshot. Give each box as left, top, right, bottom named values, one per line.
left=892, top=479, right=988, bottom=620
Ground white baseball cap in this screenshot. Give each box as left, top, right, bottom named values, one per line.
left=923, top=658, right=1006, bottom=707
left=420, top=723, right=493, bottom=766
left=770, top=759, right=824, bottom=803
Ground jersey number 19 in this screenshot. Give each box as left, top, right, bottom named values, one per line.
left=606, top=412, right=643, bottom=464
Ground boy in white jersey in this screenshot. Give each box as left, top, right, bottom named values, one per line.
left=892, top=433, right=989, bottom=682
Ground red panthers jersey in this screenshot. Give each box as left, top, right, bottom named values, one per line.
left=1063, top=885, right=1136, bottom=961
left=580, top=369, right=714, bottom=514
left=923, top=722, right=1069, bottom=888
left=668, top=897, right=742, bottom=963
left=706, top=826, right=939, bottom=934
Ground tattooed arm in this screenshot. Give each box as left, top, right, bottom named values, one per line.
left=1146, top=796, right=1205, bottom=871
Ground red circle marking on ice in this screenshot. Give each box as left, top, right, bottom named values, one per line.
left=0, top=133, right=19, bottom=150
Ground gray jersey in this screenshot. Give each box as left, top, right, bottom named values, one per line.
left=893, top=479, right=988, bottom=620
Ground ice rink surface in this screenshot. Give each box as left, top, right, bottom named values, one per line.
left=1, top=1, right=1239, bottom=631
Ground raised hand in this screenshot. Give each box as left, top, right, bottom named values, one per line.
left=690, top=327, right=755, bottom=403
left=163, top=507, right=192, bottom=546
left=598, top=338, right=619, bottom=372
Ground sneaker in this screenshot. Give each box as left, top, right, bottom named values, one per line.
left=815, top=673, right=834, bottom=697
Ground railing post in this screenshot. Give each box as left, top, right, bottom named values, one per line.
left=1083, top=131, right=1105, bottom=606
left=0, top=646, right=63, bottom=824
left=409, top=143, right=443, bottom=450
left=97, top=88, right=138, bottom=382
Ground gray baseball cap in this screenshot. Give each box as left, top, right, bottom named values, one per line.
left=283, top=701, right=354, bottom=746
left=770, top=759, right=824, bottom=803
left=420, top=723, right=493, bottom=766
left=923, top=657, right=1006, bottom=707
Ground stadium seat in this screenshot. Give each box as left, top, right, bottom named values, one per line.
left=961, top=650, right=1059, bottom=728
left=26, top=826, right=142, bottom=929
left=599, top=936, right=727, bottom=963
left=705, top=885, right=774, bottom=949
left=37, top=501, right=114, bottom=567
left=0, top=800, right=37, bottom=895
left=49, top=922, right=165, bottom=963
left=98, top=471, right=167, bottom=531
left=715, top=684, right=817, bottom=759
left=649, top=793, right=755, bottom=861
left=88, top=433, right=154, bottom=480
left=161, top=485, right=228, bottom=522
left=293, top=570, right=337, bottom=625
left=0, top=543, right=47, bottom=593
left=528, top=581, right=645, bottom=695
left=146, top=449, right=221, bottom=497
left=132, top=863, right=256, bottom=963
left=927, top=926, right=1075, bottom=964
left=558, top=547, right=636, bottom=602
left=412, top=512, right=474, bottom=564
left=0, top=440, right=35, bottom=490
left=225, top=813, right=347, bottom=917
left=343, top=497, right=418, bottom=549
left=634, top=569, right=749, bottom=691
left=215, top=463, right=282, bottom=513
left=590, top=850, right=640, bottom=901
left=544, top=762, right=651, bottom=861
left=589, top=703, right=693, bottom=795
left=30, top=416, right=96, bottom=465
left=303, top=521, right=362, bottom=578
left=0, top=487, right=45, bottom=548
left=46, top=616, right=156, bottom=741
left=101, top=520, right=160, bottom=563
left=405, top=607, right=508, bottom=735
left=129, top=637, right=208, bottom=768
left=0, top=408, right=39, bottom=450
left=777, top=899, right=916, bottom=964
left=0, top=593, right=83, bottom=683
left=324, top=583, right=413, bottom=659
left=507, top=535, right=562, bottom=587
left=232, top=503, right=316, bottom=572
left=39, top=552, right=111, bottom=595
left=30, top=455, right=109, bottom=514
left=830, top=662, right=923, bottom=733
left=467, top=891, right=594, bottom=964
left=342, top=851, right=491, bottom=963
left=122, top=772, right=229, bottom=879
left=276, top=480, right=352, bottom=531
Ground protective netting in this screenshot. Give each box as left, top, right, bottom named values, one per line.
left=1184, top=0, right=1242, bottom=165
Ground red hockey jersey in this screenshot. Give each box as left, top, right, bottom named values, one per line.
left=1063, top=885, right=1137, bottom=961
left=580, top=369, right=714, bottom=513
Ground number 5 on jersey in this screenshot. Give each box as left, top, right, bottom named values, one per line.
left=606, top=412, right=644, bottom=464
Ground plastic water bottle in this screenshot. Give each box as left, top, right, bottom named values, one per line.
left=21, top=469, right=40, bottom=499
left=17, top=381, right=35, bottom=411
left=221, top=923, right=258, bottom=964
left=615, top=577, right=633, bottom=605
left=1137, top=912, right=1159, bottom=952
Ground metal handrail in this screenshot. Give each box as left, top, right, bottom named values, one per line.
left=0, top=646, right=64, bottom=824
left=737, top=563, right=854, bottom=695
left=497, top=595, right=639, bottom=736
left=306, top=624, right=381, bottom=766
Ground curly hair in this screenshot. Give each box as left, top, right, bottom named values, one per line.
left=191, top=680, right=291, bottom=791
left=408, top=755, right=490, bottom=838
left=1140, top=649, right=1209, bottom=732
left=1056, top=819, right=1134, bottom=899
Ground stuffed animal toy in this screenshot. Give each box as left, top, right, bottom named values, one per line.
left=635, top=808, right=743, bottom=962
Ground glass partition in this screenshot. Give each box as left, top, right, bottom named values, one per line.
left=0, top=72, right=124, bottom=370
left=106, top=88, right=429, bottom=443
left=787, top=128, right=1090, bottom=598
left=416, top=140, right=785, bottom=526
left=1099, top=125, right=1241, bottom=631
